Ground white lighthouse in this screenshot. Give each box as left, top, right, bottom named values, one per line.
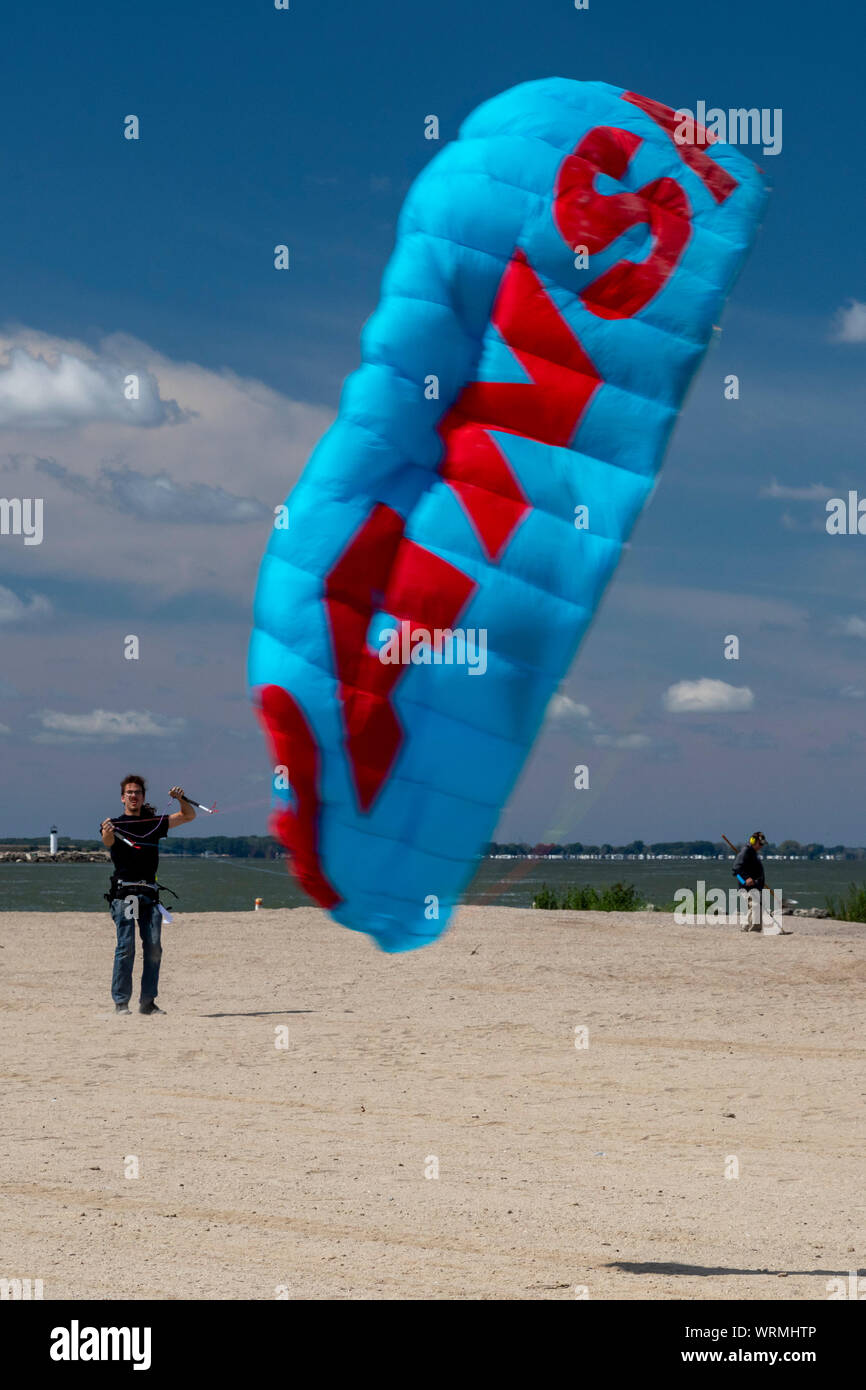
left=49, top=824, right=58, bottom=856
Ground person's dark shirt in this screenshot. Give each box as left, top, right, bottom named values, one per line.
left=733, top=843, right=764, bottom=889
left=109, top=814, right=170, bottom=887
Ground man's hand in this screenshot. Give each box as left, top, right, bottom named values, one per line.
left=745, top=877, right=755, bottom=887
left=100, top=818, right=116, bottom=847
left=167, top=786, right=196, bottom=828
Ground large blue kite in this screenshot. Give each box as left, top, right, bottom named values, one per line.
left=249, top=78, right=767, bottom=952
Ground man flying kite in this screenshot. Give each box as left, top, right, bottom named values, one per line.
left=100, top=776, right=196, bottom=1015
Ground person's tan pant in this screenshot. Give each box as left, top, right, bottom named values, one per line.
left=743, top=887, right=763, bottom=930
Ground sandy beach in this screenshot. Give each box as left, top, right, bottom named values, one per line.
left=1, top=904, right=863, bottom=1301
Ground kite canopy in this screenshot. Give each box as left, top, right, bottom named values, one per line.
left=249, top=77, right=767, bottom=951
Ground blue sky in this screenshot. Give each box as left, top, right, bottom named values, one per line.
left=1, top=0, right=863, bottom=845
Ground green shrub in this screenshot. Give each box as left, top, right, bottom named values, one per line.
left=532, top=882, right=646, bottom=912
left=561, top=885, right=598, bottom=909
left=825, top=883, right=866, bottom=922
left=598, top=882, right=645, bottom=911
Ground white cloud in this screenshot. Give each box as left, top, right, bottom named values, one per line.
left=0, top=722, right=10, bottom=735
left=0, top=327, right=333, bottom=604
left=0, top=346, right=184, bottom=429
left=545, top=692, right=649, bottom=747
left=780, top=511, right=827, bottom=533
left=35, top=457, right=269, bottom=523
left=836, top=616, right=866, bottom=639
left=546, top=694, right=591, bottom=724
left=761, top=479, right=833, bottom=500
left=0, top=585, right=52, bottom=625
left=33, top=708, right=186, bottom=742
left=840, top=685, right=865, bottom=699
left=663, top=679, right=754, bottom=714
left=593, top=732, right=651, bottom=748
left=830, top=299, right=866, bottom=343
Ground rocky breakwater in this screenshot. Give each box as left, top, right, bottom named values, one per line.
left=0, top=850, right=110, bottom=863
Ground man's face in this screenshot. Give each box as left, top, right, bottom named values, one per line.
left=121, top=783, right=144, bottom=815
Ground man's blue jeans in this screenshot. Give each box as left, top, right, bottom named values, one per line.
left=110, top=893, right=163, bottom=1004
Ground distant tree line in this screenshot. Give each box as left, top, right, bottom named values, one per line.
left=487, top=840, right=862, bottom=859
left=2, top=835, right=861, bottom=861
left=161, top=835, right=282, bottom=859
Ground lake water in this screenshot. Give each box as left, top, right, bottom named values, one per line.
left=0, top=855, right=860, bottom=913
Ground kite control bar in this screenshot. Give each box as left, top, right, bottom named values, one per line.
left=182, top=795, right=217, bottom=814
left=108, top=825, right=139, bottom=849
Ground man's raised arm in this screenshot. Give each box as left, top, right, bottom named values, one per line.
left=167, top=786, right=196, bottom=829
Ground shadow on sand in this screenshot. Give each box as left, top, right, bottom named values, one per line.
left=201, top=1009, right=316, bottom=1018
left=611, top=1260, right=855, bottom=1278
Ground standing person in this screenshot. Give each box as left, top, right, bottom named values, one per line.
left=732, top=831, right=767, bottom=932
left=101, top=777, right=196, bottom=1014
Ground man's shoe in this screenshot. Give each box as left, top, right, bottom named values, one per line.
left=139, top=1000, right=165, bottom=1015
left=115, top=1002, right=131, bottom=1014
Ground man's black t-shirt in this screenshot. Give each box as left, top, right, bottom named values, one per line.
left=109, top=814, right=170, bottom=887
